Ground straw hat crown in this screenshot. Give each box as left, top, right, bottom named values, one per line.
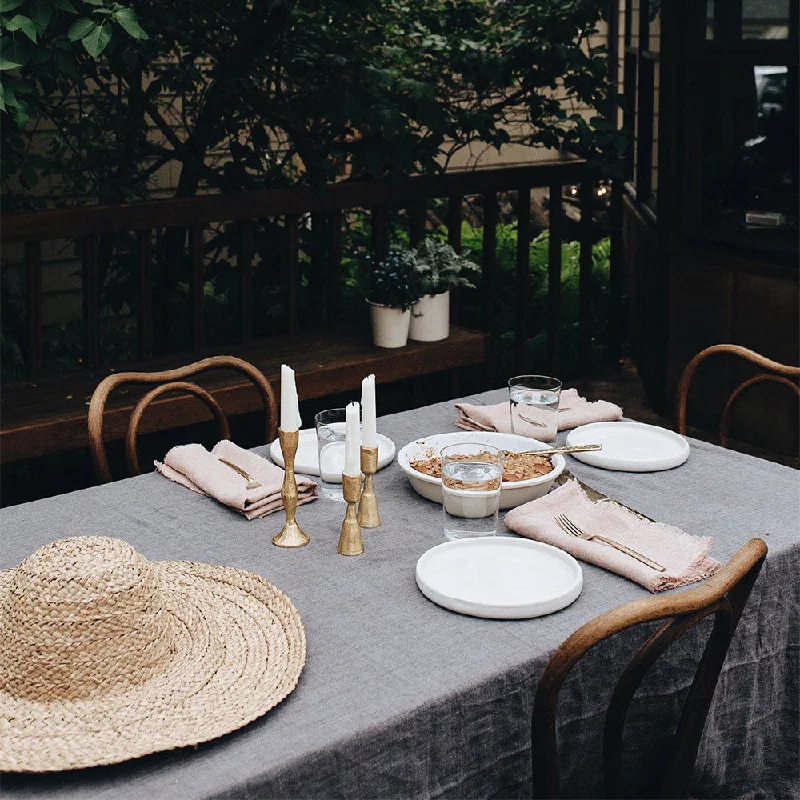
left=1, top=535, right=305, bottom=773
left=1, top=536, right=175, bottom=702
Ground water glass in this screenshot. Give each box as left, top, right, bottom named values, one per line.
left=314, top=409, right=348, bottom=502
left=441, top=443, right=505, bottom=541
left=508, top=375, right=562, bottom=442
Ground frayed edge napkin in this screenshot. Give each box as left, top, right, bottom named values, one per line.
left=455, top=387, right=623, bottom=436
left=504, top=479, right=720, bottom=592
left=155, top=439, right=318, bottom=520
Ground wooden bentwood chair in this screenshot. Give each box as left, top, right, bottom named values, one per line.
left=676, top=344, right=800, bottom=447
left=88, top=355, right=278, bottom=483
left=532, top=538, right=767, bottom=799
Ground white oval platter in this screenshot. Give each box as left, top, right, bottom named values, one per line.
left=416, top=537, right=583, bottom=620
left=565, top=421, right=690, bottom=472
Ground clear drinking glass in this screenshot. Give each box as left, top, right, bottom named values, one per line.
left=314, top=409, right=348, bottom=502
left=441, top=443, right=505, bottom=541
left=508, top=375, right=562, bottom=442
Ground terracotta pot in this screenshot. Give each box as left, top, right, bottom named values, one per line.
left=368, top=301, right=411, bottom=348
left=409, top=290, right=450, bottom=342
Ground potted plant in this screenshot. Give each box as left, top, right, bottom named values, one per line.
left=408, top=239, right=480, bottom=342
left=366, top=250, right=425, bottom=348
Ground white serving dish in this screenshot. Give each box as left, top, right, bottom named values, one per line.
left=397, top=431, right=565, bottom=510
left=565, top=421, right=690, bottom=472
left=416, top=537, right=583, bottom=619
left=269, top=427, right=396, bottom=481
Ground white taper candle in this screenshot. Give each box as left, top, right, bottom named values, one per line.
left=361, top=374, right=377, bottom=448
left=344, top=402, right=361, bottom=476
left=280, top=364, right=300, bottom=431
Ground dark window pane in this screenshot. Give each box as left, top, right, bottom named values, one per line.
left=742, top=0, right=790, bottom=39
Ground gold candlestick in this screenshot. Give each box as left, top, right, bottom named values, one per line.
left=273, top=428, right=310, bottom=548
left=357, top=445, right=381, bottom=528
left=337, top=473, right=364, bottom=556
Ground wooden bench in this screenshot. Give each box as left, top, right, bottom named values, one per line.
left=0, top=327, right=486, bottom=463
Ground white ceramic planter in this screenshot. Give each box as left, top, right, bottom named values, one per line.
left=409, top=290, right=450, bottom=342
left=368, top=302, right=411, bottom=348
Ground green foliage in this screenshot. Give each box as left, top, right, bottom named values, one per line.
left=2, top=0, right=622, bottom=208
left=365, top=250, right=425, bottom=312
left=0, top=0, right=147, bottom=133
left=458, top=223, right=613, bottom=377
left=411, top=238, right=480, bottom=294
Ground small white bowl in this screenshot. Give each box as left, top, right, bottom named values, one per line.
left=397, top=431, right=565, bottom=510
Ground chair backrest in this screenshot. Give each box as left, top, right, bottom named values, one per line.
left=676, top=344, right=800, bottom=447
left=532, top=538, right=767, bottom=799
left=88, top=355, right=278, bottom=483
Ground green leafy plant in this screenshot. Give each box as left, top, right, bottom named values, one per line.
left=365, top=250, right=424, bottom=312
left=411, top=239, right=480, bottom=295
left=2, top=0, right=622, bottom=209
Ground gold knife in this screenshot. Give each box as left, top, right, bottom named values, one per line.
left=556, top=469, right=656, bottom=523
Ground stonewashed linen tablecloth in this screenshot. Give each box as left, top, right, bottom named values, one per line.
left=1, top=389, right=798, bottom=800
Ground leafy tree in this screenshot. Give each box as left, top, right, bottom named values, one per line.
left=2, top=0, right=618, bottom=208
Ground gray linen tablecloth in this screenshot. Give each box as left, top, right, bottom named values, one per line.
left=1, top=389, right=798, bottom=800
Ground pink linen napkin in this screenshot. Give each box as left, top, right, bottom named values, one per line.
left=155, top=440, right=318, bottom=520
left=504, top=479, right=720, bottom=592
left=455, top=388, right=623, bottom=436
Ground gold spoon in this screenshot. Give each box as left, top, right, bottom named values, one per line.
left=218, top=458, right=262, bottom=490
left=503, top=443, right=603, bottom=458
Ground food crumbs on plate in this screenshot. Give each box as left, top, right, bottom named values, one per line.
left=410, top=450, right=553, bottom=483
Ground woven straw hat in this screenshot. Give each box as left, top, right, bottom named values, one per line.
left=0, top=536, right=306, bottom=773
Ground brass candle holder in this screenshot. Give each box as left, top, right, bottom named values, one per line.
left=272, top=428, right=310, bottom=548
left=357, top=445, right=381, bottom=528
left=337, top=473, right=364, bottom=556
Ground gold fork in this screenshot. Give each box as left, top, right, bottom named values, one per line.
left=555, top=513, right=666, bottom=572
left=218, top=458, right=262, bottom=490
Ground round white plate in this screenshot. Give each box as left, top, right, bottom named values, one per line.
left=566, top=421, right=690, bottom=472
left=416, top=538, right=583, bottom=619
left=397, top=431, right=565, bottom=510
left=269, top=427, right=396, bottom=478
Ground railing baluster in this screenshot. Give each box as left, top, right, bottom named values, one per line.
left=579, top=181, right=594, bottom=370
left=327, top=209, right=342, bottom=324
left=137, top=230, right=153, bottom=360
left=481, top=192, right=498, bottom=381
left=447, top=195, right=463, bottom=326
left=25, top=241, right=43, bottom=379
left=287, top=215, right=299, bottom=335
left=190, top=224, right=204, bottom=350
left=609, top=179, right=624, bottom=363
left=409, top=203, right=425, bottom=246
left=237, top=220, right=253, bottom=343
left=310, top=212, right=326, bottom=323
left=547, top=184, right=563, bottom=374
left=447, top=195, right=463, bottom=253
left=371, top=205, right=389, bottom=258
left=515, top=187, right=532, bottom=374
left=82, top=233, right=100, bottom=369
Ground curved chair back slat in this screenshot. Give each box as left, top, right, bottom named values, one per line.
left=124, top=381, right=231, bottom=476
left=88, top=355, right=278, bottom=483
left=676, top=344, right=800, bottom=443
left=532, top=538, right=767, bottom=799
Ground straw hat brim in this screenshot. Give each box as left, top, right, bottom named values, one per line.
left=0, top=560, right=306, bottom=773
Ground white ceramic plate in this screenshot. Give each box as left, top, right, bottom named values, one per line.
left=397, top=431, right=565, bottom=510
left=269, top=428, right=396, bottom=479
left=416, top=538, right=583, bottom=619
left=565, top=421, right=690, bottom=472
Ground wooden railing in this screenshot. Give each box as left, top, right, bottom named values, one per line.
left=1, top=154, right=602, bottom=381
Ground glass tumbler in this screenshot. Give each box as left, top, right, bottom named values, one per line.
left=314, top=409, right=349, bottom=502
left=440, top=443, right=505, bottom=541
left=508, top=375, right=562, bottom=442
